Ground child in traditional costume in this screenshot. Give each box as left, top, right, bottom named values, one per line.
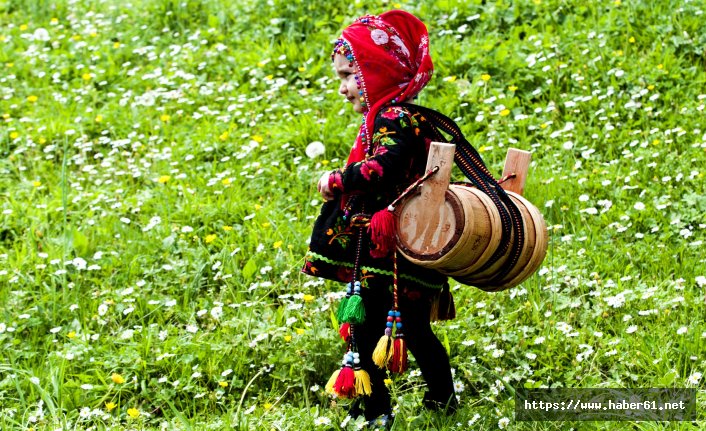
left=301, top=10, right=458, bottom=427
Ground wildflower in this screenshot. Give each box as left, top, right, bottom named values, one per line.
left=263, top=402, right=273, bottom=410
left=273, top=240, right=283, bottom=249
left=481, top=74, right=491, bottom=81
left=305, top=141, right=325, bottom=159
left=160, top=114, right=170, bottom=122
left=626, top=325, right=638, bottom=334
left=303, top=294, right=315, bottom=302
left=27, top=95, right=38, bottom=103
left=222, top=178, right=232, bottom=185
left=219, top=381, right=228, bottom=388
left=127, top=408, right=140, bottom=418
left=111, top=373, right=125, bottom=384
left=384, top=378, right=393, bottom=386
left=9, top=132, right=19, bottom=139
left=157, top=175, right=170, bottom=184
left=252, top=135, right=264, bottom=143
left=629, top=36, right=635, bottom=43
left=687, top=372, right=702, bottom=385
left=469, top=413, right=481, bottom=425
left=95, top=115, right=103, bottom=123
left=205, top=234, right=217, bottom=243
left=223, top=225, right=233, bottom=231
left=499, top=109, right=510, bottom=116
left=498, top=417, right=510, bottom=429
left=508, top=85, right=518, bottom=91
left=113, top=41, right=121, bottom=48
left=314, top=416, right=332, bottom=426
left=82, top=73, right=92, bottom=81
left=677, top=326, right=688, bottom=335
left=453, top=380, right=465, bottom=393
left=219, top=131, right=229, bottom=141
left=67, top=331, right=76, bottom=339
left=105, top=401, right=117, bottom=412
left=33, top=181, right=41, bottom=187
left=284, top=335, right=292, bottom=342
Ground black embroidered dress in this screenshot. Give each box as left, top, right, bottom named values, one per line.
left=302, top=105, right=447, bottom=291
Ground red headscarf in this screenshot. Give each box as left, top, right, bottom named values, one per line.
left=333, top=10, right=434, bottom=166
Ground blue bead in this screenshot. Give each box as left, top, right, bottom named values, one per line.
left=394, top=311, right=401, bottom=317
left=388, top=310, right=395, bottom=317
left=386, top=322, right=393, bottom=328
left=396, top=322, right=402, bottom=329
left=354, top=281, right=361, bottom=288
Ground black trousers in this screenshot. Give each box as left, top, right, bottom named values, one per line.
left=355, top=281, right=455, bottom=419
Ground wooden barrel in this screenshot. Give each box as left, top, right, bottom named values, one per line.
left=396, top=184, right=547, bottom=292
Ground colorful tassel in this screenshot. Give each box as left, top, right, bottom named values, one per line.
left=390, top=336, right=408, bottom=373
left=372, top=312, right=396, bottom=368
left=325, top=368, right=340, bottom=396
left=354, top=368, right=372, bottom=396
left=340, top=281, right=365, bottom=324
left=333, top=365, right=356, bottom=398
left=339, top=322, right=351, bottom=341
left=369, top=207, right=397, bottom=258
left=336, top=282, right=352, bottom=322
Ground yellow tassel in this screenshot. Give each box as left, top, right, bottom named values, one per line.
left=372, top=334, right=393, bottom=368
left=354, top=369, right=372, bottom=396
left=325, top=369, right=340, bottom=396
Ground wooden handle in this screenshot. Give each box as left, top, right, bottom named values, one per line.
left=500, top=148, right=531, bottom=195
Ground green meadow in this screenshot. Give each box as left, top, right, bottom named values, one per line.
left=0, top=0, right=704, bottom=429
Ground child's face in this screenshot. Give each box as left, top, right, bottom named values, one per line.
left=333, top=53, right=364, bottom=114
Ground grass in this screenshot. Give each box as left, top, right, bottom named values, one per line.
left=0, top=0, right=704, bottom=429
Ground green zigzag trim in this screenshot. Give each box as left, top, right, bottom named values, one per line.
left=306, top=251, right=445, bottom=290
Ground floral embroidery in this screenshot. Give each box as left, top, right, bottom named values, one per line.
left=359, top=159, right=384, bottom=180
left=370, top=29, right=389, bottom=45
left=326, top=217, right=353, bottom=247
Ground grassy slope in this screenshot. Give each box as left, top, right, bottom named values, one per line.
left=0, top=0, right=704, bottom=429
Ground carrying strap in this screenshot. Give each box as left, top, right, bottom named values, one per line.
left=398, top=103, right=525, bottom=284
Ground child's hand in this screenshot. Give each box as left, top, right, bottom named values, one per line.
left=317, top=171, right=335, bottom=201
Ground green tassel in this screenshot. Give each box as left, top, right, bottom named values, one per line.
left=336, top=296, right=350, bottom=322
left=341, top=294, right=366, bottom=324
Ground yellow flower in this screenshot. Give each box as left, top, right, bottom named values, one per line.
left=500, top=109, right=510, bottom=116
left=321, top=160, right=330, bottom=166
left=222, top=177, right=232, bottom=185
left=481, top=74, right=491, bottom=81
left=32, top=181, right=41, bottom=187
left=273, top=240, right=283, bottom=249
left=540, top=123, right=548, bottom=129
left=219, top=131, right=229, bottom=141
left=113, top=41, right=121, bottom=48
left=262, top=222, right=271, bottom=228
left=95, top=115, right=103, bottom=123
left=160, top=114, right=170, bottom=122
left=647, top=85, right=655, bottom=90
left=111, top=373, right=125, bottom=384
left=50, top=18, right=59, bottom=25
left=263, top=402, right=273, bottom=410
left=254, top=204, right=262, bottom=210
left=218, top=381, right=228, bottom=388
left=38, top=137, right=46, bottom=144
left=5, top=62, right=13, bottom=68
left=252, top=135, right=264, bottom=143
left=27, top=95, right=38, bottom=103
left=20, top=24, right=28, bottom=31
left=295, top=328, right=305, bottom=335
left=82, top=73, right=92, bottom=81
left=298, top=66, right=306, bottom=72
left=303, top=294, right=315, bottom=302
left=478, top=145, right=488, bottom=153
left=657, top=64, right=663, bottom=69
left=205, top=234, right=217, bottom=243
left=614, top=0, right=621, bottom=5
left=223, top=225, right=233, bottom=231
left=157, top=175, right=170, bottom=184
left=629, top=36, right=635, bottom=43
left=443, top=75, right=457, bottom=82
left=508, top=85, right=518, bottom=92
left=72, top=34, right=81, bottom=41
left=284, top=335, right=292, bottom=342
left=127, top=408, right=140, bottom=418
left=9, top=132, right=19, bottom=139
left=90, top=32, right=98, bottom=38
left=105, top=401, right=117, bottom=412
left=2, top=113, right=9, bottom=119
left=67, top=331, right=76, bottom=339
left=384, top=378, right=393, bottom=386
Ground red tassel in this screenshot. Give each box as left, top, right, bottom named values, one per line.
left=339, top=323, right=351, bottom=341
left=390, top=337, right=408, bottom=374
left=369, top=208, right=397, bottom=258
left=333, top=366, right=357, bottom=398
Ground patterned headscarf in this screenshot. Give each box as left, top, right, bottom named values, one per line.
left=332, top=10, right=434, bottom=166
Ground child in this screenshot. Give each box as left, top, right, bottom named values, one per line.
left=302, top=10, right=457, bottom=427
